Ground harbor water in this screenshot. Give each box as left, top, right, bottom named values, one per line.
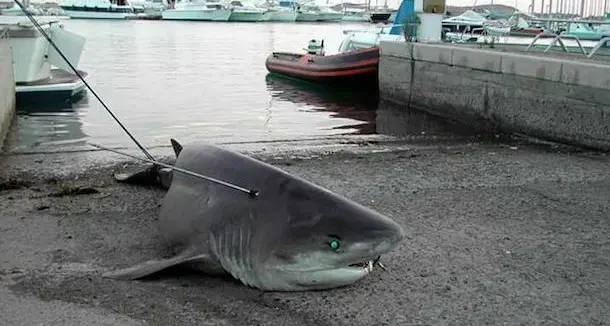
left=3, top=20, right=483, bottom=154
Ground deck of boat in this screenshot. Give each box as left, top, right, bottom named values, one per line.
left=16, top=69, right=87, bottom=87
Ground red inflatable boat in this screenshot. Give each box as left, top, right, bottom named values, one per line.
left=265, top=46, right=379, bottom=85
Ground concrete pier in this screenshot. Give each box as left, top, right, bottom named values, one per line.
left=0, top=28, right=15, bottom=151
left=378, top=40, right=610, bottom=151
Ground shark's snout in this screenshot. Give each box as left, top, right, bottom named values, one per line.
left=373, top=217, right=405, bottom=246
left=372, top=228, right=404, bottom=255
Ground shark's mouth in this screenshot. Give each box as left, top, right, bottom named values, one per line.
left=347, top=255, right=383, bottom=270
left=348, top=260, right=374, bottom=271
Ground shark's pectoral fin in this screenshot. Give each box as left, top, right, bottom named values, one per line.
left=102, top=253, right=220, bottom=280
left=113, top=164, right=173, bottom=190
left=114, top=164, right=158, bottom=185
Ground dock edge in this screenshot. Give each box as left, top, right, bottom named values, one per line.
left=0, top=28, right=16, bottom=152
left=378, top=40, right=610, bottom=151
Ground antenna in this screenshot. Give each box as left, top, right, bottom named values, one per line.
left=11, top=0, right=259, bottom=198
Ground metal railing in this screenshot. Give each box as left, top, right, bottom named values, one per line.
left=524, top=33, right=610, bottom=58
left=587, top=37, right=610, bottom=58
left=342, top=23, right=406, bottom=36
left=0, top=28, right=8, bottom=41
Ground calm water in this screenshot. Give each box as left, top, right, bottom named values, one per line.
left=5, top=20, right=481, bottom=154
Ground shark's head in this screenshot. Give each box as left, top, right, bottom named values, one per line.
left=263, top=178, right=405, bottom=291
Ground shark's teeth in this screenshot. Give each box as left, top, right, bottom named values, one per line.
left=348, top=260, right=374, bottom=272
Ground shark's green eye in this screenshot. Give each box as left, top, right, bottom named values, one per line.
left=329, top=239, right=340, bottom=250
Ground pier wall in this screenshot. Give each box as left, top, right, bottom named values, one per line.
left=379, top=41, right=610, bottom=151
left=0, top=28, right=15, bottom=151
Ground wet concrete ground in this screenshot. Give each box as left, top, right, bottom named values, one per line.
left=0, top=136, right=609, bottom=326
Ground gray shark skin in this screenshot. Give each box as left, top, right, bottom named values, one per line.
left=104, top=139, right=405, bottom=292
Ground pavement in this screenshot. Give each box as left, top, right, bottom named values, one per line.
left=0, top=135, right=609, bottom=326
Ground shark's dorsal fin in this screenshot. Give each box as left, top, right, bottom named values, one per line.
left=170, top=138, right=183, bottom=158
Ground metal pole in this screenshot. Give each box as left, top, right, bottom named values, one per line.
left=531, top=0, right=536, bottom=14
left=571, top=0, right=578, bottom=15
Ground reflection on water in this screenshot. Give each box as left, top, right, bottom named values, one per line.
left=264, top=74, right=378, bottom=135
left=376, top=100, right=486, bottom=140
left=3, top=20, right=491, bottom=154
left=5, top=96, right=91, bottom=152
left=4, top=20, right=384, bottom=154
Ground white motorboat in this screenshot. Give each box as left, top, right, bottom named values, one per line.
left=129, top=0, right=170, bottom=16
left=227, top=0, right=270, bottom=22
left=295, top=4, right=341, bottom=22
left=2, top=1, right=70, bottom=17
left=317, top=4, right=342, bottom=21
left=341, top=8, right=369, bottom=22
left=257, top=0, right=298, bottom=22
left=59, top=0, right=138, bottom=19
left=0, top=16, right=88, bottom=104
left=162, top=0, right=232, bottom=21
left=338, top=24, right=403, bottom=52
left=442, top=10, right=488, bottom=33
left=1, top=3, right=43, bottom=15
left=295, top=4, right=321, bottom=21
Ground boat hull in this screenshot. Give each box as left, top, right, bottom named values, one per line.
left=229, top=11, right=266, bottom=22
left=341, top=14, right=369, bottom=22
left=161, top=9, right=232, bottom=21
left=269, top=10, right=297, bottom=21
left=60, top=7, right=135, bottom=19
left=296, top=12, right=320, bottom=21
left=509, top=27, right=546, bottom=37
left=369, top=12, right=391, bottom=23
left=15, top=69, right=88, bottom=105
left=319, top=12, right=343, bottom=21
left=265, top=46, right=379, bottom=85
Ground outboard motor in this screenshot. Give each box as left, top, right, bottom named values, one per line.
left=304, top=39, right=325, bottom=56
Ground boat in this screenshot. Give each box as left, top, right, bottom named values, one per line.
left=295, top=2, right=342, bottom=22
left=341, top=7, right=369, bottom=22
left=0, top=16, right=88, bottom=105
left=295, top=5, right=320, bottom=21
left=317, top=4, right=343, bottom=21
left=509, top=26, right=547, bottom=37
left=387, top=9, right=396, bottom=22
left=1, top=2, right=43, bottom=15
left=227, top=0, right=271, bottom=21
left=368, top=0, right=392, bottom=23
left=128, top=0, right=169, bottom=17
left=265, top=40, right=379, bottom=85
left=369, top=10, right=391, bottom=23
left=258, top=0, right=298, bottom=22
left=482, top=20, right=511, bottom=35
left=505, top=13, right=548, bottom=37
left=561, top=20, right=610, bottom=41
left=59, top=0, right=138, bottom=19
left=442, top=10, right=488, bottom=33
left=161, top=0, right=232, bottom=21
left=1, top=3, right=70, bottom=18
